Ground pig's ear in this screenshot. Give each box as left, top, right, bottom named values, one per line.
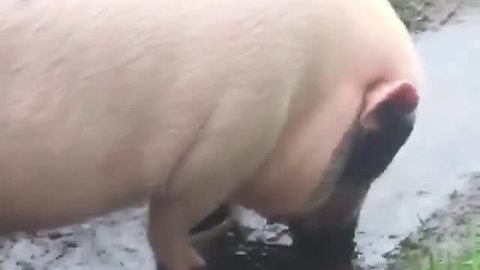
left=359, top=81, right=419, bottom=131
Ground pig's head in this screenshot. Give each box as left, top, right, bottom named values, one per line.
left=190, top=80, right=419, bottom=265
left=288, top=80, right=419, bottom=261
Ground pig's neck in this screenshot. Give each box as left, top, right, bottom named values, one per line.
left=233, top=83, right=364, bottom=219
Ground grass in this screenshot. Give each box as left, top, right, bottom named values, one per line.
left=399, top=218, right=480, bottom=270
left=402, top=248, right=480, bottom=270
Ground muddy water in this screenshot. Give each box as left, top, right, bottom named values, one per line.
left=356, top=7, right=480, bottom=267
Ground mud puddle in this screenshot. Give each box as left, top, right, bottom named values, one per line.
left=354, top=3, right=480, bottom=267
left=383, top=174, right=480, bottom=270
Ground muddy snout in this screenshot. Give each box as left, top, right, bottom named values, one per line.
left=288, top=217, right=358, bottom=264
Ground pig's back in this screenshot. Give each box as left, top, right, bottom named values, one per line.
left=0, top=0, right=310, bottom=231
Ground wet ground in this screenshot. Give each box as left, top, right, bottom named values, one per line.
left=383, top=174, right=480, bottom=270
left=356, top=2, right=480, bottom=267
left=389, top=0, right=465, bottom=33
left=1, top=2, right=480, bottom=270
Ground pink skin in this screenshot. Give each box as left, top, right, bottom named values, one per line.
left=234, top=81, right=419, bottom=224
left=0, top=0, right=422, bottom=269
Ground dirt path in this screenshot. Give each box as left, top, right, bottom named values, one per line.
left=390, top=0, right=465, bottom=33
left=357, top=1, right=480, bottom=268
left=382, top=174, right=480, bottom=270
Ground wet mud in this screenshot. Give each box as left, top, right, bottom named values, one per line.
left=190, top=172, right=479, bottom=270
left=196, top=225, right=359, bottom=270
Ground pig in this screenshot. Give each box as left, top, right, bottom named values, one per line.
left=0, top=0, right=423, bottom=269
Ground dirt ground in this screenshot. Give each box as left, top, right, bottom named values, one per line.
left=389, top=0, right=465, bottom=33
left=383, top=173, right=480, bottom=270
left=378, top=1, right=480, bottom=267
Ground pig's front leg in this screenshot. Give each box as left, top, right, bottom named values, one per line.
left=148, top=194, right=211, bottom=270
left=147, top=174, right=239, bottom=270
left=147, top=177, right=238, bottom=270
left=145, top=79, right=289, bottom=269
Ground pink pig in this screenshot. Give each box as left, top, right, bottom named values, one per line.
left=0, top=0, right=422, bottom=269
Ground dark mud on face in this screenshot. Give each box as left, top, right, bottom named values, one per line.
left=200, top=225, right=362, bottom=270
left=189, top=204, right=361, bottom=270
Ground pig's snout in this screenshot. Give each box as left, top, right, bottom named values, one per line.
left=288, top=218, right=358, bottom=263
left=287, top=194, right=361, bottom=262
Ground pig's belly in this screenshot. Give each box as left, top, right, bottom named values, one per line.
left=0, top=123, right=182, bottom=233
left=0, top=148, right=153, bottom=233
